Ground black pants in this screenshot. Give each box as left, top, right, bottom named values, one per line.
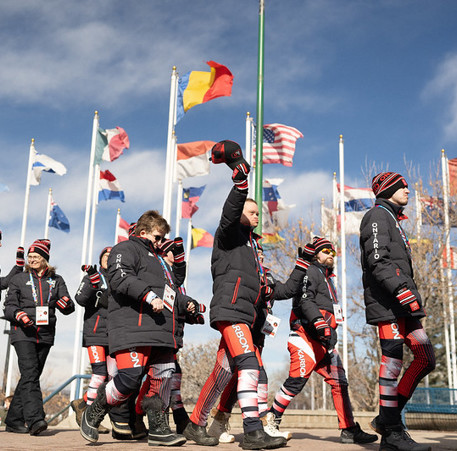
left=5, top=341, right=51, bottom=428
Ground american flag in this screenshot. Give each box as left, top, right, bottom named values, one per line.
left=253, top=123, right=303, bottom=167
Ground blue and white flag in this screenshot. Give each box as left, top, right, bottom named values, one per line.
left=31, top=152, right=67, bottom=186
left=49, top=199, right=70, bottom=233
left=98, top=170, right=125, bottom=203
left=340, top=185, right=375, bottom=212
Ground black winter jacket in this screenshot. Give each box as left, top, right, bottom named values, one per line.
left=291, top=262, right=339, bottom=345
left=209, top=186, right=263, bottom=329
left=107, top=236, right=192, bottom=353
left=0, top=265, right=23, bottom=290
left=75, top=269, right=110, bottom=347
left=4, top=269, right=74, bottom=345
left=359, top=199, right=425, bottom=325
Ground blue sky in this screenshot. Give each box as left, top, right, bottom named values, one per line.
left=1, top=1, right=457, bottom=384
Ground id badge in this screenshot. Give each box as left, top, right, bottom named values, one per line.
left=163, top=285, right=176, bottom=312
left=36, top=306, right=49, bottom=325
left=333, top=304, right=344, bottom=324
left=261, top=313, right=281, bottom=337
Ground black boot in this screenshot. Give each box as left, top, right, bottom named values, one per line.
left=143, top=395, right=186, bottom=446
left=340, top=422, right=377, bottom=444
left=172, top=407, right=190, bottom=434
left=131, top=414, right=148, bottom=440
left=183, top=421, right=219, bottom=446
left=240, top=428, right=287, bottom=450
left=80, top=384, right=111, bottom=443
left=380, top=425, right=431, bottom=451
left=70, top=398, right=86, bottom=427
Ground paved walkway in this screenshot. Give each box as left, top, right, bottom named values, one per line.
left=1, top=427, right=456, bottom=450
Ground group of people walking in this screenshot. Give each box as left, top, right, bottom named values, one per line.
left=1, top=140, right=435, bottom=451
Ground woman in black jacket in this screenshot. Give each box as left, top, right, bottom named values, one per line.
left=3, top=239, right=74, bottom=436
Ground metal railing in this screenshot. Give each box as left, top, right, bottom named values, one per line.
left=43, top=374, right=90, bottom=425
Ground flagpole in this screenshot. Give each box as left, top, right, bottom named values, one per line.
left=6, top=138, right=35, bottom=396
left=245, top=112, right=253, bottom=197
left=70, top=111, right=99, bottom=402
left=44, top=188, right=52, bottom=239
left=163, top=66, right=178, bottom=223
left=255, top=0, right=265, bottom=234
left=338, top=135, right=348, bottom=375
left=184, top=218, right=192, bottom=292
left=115, top=208, right=121, bottom=245
left=88, top=165, right=100, bottom=264
left=175, top=180, right=183, bottom=236
left=441, top=149, right=457, bottom=391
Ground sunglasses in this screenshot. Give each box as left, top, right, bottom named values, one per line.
left=321, top=248, right=336, bottom=256
left=153, top=235, right=164, bottom=242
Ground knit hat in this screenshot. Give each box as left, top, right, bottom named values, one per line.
left=28, top=239, right=51, bottom=261
left=372, top=172, right=408, bottom=199
left=210, top=140, right=248, bottom=170
left=312, top=236, right=335, bottom=255
left=99, top=246, right=112, bottom=265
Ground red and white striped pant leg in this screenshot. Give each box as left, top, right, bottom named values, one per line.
left=315, top=349, right=355, bottom=429
left=145, top=348, right=176, bottom=409
left=86, top=345, right=108, bottom=405
left=170, top=359, right=184, bottom=411
left=190, top=338, right=233, bottom=426
left=398, top=318, right=436, bottom=400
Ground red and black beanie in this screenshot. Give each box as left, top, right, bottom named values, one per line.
left=313, top=236, right=335, bottom=255
left=372, top=172, right=408, bottom=199
left=99, top=246, right=112, bottom=265
left=28, top=239, right=51, bottom=261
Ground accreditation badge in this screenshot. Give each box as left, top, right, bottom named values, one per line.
left=333, top=304, right=344, bottom=324
left=163, top=285, right=176, bottom=312
left=261, top=313, right=281, bottom=337
left=36, top=306, right=49, bottom=325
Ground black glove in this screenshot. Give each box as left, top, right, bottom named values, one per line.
left=295, top=243, right=315, bottom=271
left=82, top=265, right=100, bottom=288
left=313, top=317, right=331, bottom=346
left=232, top=162, right=250, bottom=191
left=172, top=237, right=185, bottom=264
left=16, top=246, right=25, bottom=267
left=396, top=287, right=420, bottom=313
left=159, top=239, right=175, bottom=255
left=15, top=310, right=34, bottom=327
left=261, top=285, right=274, bottom=303
left=56, top=296, right=70, bottom=310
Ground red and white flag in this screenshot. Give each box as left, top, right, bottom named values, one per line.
left=175, top=140, right=215, bottom=180
left=253, top=123, right=303, bottom=167
left=442, top=246, right=457, bottom=269
left=116, top=216, right=130, bottom=243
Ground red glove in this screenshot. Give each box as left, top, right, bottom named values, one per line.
left=232, top=162, right=250, bottom=191
left=15, top=311, right=34, bottom=327
left=82, top=265, right=100, bottom=288
left=16, top=246, right=25, bottom=267
left=396, top=288, right=420, bottom=313
left=313, top=317, right=331, bottom=344
left=160, top=239, right=175, bottom=255
left=172, top=237, right=185, bottom=264
left=56, top=296, right=70, bottom=310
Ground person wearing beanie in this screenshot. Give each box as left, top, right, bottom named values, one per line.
left=360, top=172, right=435, bottom=451
left=268, top=236, right=377, bottom=446
left=3, top=239, right=74, bottom=436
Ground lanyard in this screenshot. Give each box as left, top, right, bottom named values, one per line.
left=100, top=273, right=108, bottom=290
left=250, top=235, right=265, bottom=283
left=29, top=273, right=53, bottom=306
left=317, top=267, right=338, bottom=304
left=157, top=254, right=176, bottom=289
left=377, top=205, right=411, bottom=252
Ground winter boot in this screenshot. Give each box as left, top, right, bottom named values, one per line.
left=172, top=406, right=190, bottom=434
left=70, top=398, right=86, bottom=427
left=207, top=408, right=235, bottom=443
left=240, top=428, right=287, bottom=450
left=262, top=411, right=292, bottom=441
left=132, top=414, right=148, bottom=440
left=143, top=395, right=186, bottom=446
left=80, top=384, right=111, bottom=443
left=340, top=422, right=377, bottom=444
left=379, top=425, right=431, bottom=451
left=183, top=420, right=219, bottom=446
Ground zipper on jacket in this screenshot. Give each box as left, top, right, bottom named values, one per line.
left=138, top=299, right=144, bottom=326
left=231, top=277, right=241, bottom=304
left=93, top=315, right=100, bottom=333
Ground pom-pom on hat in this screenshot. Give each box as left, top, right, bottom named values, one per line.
left=372, top=172, right=408, bottom=199
left=210, top=140, right=247, bottom=170
left=312, top=236, right=335, bottom=255
left=28, top=239, right=51, bottom=261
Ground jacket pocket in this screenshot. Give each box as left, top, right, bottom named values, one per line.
left=231, top=277, right=241, bottom=304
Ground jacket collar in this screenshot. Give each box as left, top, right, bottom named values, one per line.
left=375, top=198, right=407, bottom=221
left=130, top=235, right=157, bottom=253
left=313, top=261, right=334, bottom=277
